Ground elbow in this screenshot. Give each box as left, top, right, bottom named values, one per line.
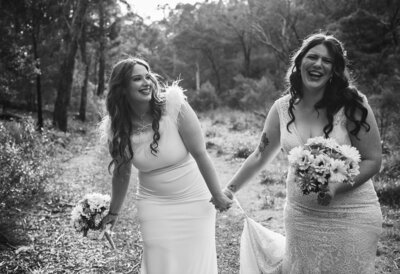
left=251, top=150, right=267, bottom=169
left=367, top=155, right=382, bottom=176
left=190, top=148, right=208, bottom=161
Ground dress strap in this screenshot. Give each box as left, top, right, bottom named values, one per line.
left=275, top=95, right=291, bottom=129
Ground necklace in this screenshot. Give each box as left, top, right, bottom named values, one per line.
left=134, top=113, right=152, bottom=135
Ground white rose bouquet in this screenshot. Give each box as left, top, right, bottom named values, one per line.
left=71, top=193, right=115, bottom=248
left=288, top=136, right=361, bottom=196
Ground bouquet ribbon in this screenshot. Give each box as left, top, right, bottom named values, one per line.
left=98, top=224, right=116, bottom=249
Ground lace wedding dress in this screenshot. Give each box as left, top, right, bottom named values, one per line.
left=240, top=95, right=382, bottom=274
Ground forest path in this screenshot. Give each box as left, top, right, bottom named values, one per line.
left=1, top=120, right=394, bottom=273
left=47, top=124, right=284, bottom=274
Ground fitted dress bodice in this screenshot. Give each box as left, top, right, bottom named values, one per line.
left=130, top=88, right=210, bottom=202
left=276, top=95, right=379, bottom=211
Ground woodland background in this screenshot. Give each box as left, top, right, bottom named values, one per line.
left=0, top=0, right=399, bottom=273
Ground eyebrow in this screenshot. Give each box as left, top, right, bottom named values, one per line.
left=131, top=73, right=149, bottom=77
left=307, top=52, right=333, bottom=60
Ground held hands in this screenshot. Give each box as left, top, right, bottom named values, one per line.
left=210, top=191, right=233, bottom=212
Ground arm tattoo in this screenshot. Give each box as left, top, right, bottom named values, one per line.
left=228, top=184, right=237, bottom=193
left=258, top=132, right=269, bottom=153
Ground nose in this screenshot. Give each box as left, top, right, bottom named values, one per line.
left=144, top=77, right=152, bottom=86
left=314, top=58, right=323, bottom=67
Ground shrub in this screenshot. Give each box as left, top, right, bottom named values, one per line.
left=233, top=141, right=254, bottom=159
left=380, top=152, right=400, bottom=180
left=0, top=118, right=55, bottom=209
left=187, top=81, right=220, bottom=111
left=224, top=74, right=279, bottom=110
left=375, top=179, right=400, bottom=208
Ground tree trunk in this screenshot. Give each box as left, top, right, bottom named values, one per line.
left=79, top=56, right=90, bottom=122
left=240, top=38, right=251, bottom=77
left=195, top=61, right=200, bottom=91
left=31, top=22, right=43, bottom=131
left=78, top=24, right=89, bottom=122
left=203, top=49, right=221, bottom=93
left=93, top=51, right=98, bottom=93
left=53, top=0, right=89, bottom=131
left=96, top=0, right=106, bottom=97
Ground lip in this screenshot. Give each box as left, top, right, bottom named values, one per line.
left=139, top=88, right=151, bottom=94
left=308, top=70, right=323, bottom=77
left=307, top=70, right=325, bottom=82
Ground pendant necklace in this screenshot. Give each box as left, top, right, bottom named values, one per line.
left=135, top=113, right=151, bottom=134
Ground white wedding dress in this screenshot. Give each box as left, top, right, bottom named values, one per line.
left=240, top=95, right=382, bottom=274
left=104, top=86, right=217, bottom=274
left=133, top=87, right=217, bottom=274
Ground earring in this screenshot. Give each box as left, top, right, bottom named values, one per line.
left=329, top=76, right=333, bottom=84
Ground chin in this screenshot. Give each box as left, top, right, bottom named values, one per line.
left=305, top=82, right=328, bottom=92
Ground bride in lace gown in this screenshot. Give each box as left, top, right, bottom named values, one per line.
left=100, top=57, right=232, bottom=274
left=222, top=33, right=382, bottom=273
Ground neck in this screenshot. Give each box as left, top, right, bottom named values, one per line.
left=301, top=87, right=325, bottom=108
left=131, top=103, right=151, bottom=119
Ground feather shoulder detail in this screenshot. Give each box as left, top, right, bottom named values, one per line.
left=164, top=82, right=187, bottom=122
left=98, top=115, right=112, bottom=146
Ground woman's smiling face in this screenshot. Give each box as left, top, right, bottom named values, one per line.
left=300, top=44, right=333, bottom=93
left=127, top=64, right=153, bottom=106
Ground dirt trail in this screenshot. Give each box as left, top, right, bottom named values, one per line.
left=49, top=126, right=283, bottom=273
left=13, top=121, right=283, bottom=274
left=1, top=123, right=395, bottom=273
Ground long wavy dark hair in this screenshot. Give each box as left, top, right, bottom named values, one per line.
left=285, top=32, right=370, bottom=138
left=106, top=57, right=165, bottom=171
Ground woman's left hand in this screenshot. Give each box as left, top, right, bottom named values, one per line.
left=101, top=213, right=118, bottom=230
left=317, top=182, right=340, bottom=206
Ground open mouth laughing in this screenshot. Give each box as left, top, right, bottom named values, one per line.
left=138, top=87, right=151, bottom=95
left=307, top=70, right=324, bottom=81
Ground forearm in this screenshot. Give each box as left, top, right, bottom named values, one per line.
left=193, top=151, right=224, bottom=198
left=226, top=151, right=266, bottom=194
left=336, top=159, right=381, bottom=194
left=109, top=164, right=132, bottom=214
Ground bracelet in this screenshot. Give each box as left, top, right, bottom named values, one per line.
left=109, top=211, right=119, bottom=216
left=227, top=184, right=237, bottom=194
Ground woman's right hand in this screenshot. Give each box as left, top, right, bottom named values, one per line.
left=101, top=213, right=119, bottom=230
left=222, top=187, right=234, bottom=200
left=210, top=192, right=233, bottom=212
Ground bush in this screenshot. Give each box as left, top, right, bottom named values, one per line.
left=224, top=74, right=279, bottom=110
left=375, top=179, right=400, bottom=208
left=375, top=152, right=400, bottom=208
left=0, top=118, right=55, bottom=209
left=187, top=81, right=220, bottom=111
left=233, top=141, right=254, bottom=159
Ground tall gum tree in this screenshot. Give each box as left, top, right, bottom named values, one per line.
left=53, top=0, right=89, bottom=131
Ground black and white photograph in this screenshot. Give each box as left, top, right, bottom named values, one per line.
left=0, top=0, right=399, bottom=273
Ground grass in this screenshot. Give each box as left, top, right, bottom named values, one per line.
left=0, top=108, right=399, bottom=273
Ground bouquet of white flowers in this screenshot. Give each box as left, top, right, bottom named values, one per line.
left=288, top=136, right=361, bottom=195
left=71, top=193, right=115, bottom=248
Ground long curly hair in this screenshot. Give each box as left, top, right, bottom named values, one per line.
left=285, top=32, right=370, bottom=138
left=106, top=57, right=165, bottom=171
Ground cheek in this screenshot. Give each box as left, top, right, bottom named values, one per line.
left=129, top=82, right=140, bottom=92
left=300, top=63, right=308, bottom=78
left=326, top=65, right=333, bottom=75
left=300, top=61, right=310, bottom=73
